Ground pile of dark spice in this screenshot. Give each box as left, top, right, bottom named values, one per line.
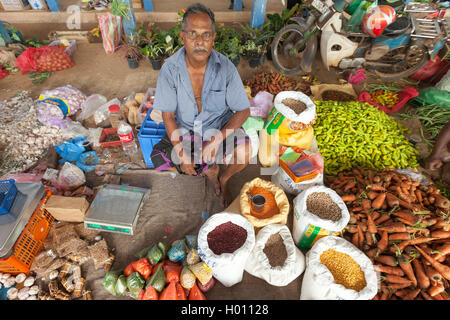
left=207, top=221, right=247, bottom=255
left=104, top=133, right=120, bottom=142
left=282, top=98, right=307, bottom=114
left=321, top=90, right=355, bottom=102
left=263, top=232, right=288, bottom=268
left=306, top=192, right=342, bottom=222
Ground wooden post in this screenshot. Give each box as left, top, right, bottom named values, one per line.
left=250, top=0, right=267, bottom=28
left=45, top=0, right=61, bottom=11
left=142, top=0, right=153, bottom=12
left=233, top=0, right=243, bottom=11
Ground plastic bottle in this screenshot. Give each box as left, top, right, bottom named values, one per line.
left=108, top=104, right=124, bottom=128
left=117, top=120, right=138, bottom=156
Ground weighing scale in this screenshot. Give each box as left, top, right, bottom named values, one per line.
left=84, top=184, right=150, bottom=235
left=0, top=182, right=46, bottom=258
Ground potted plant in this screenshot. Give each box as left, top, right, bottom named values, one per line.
left=142, top=40, right=165, bottom=70
left=214, top=23, right=243, bottom=67
left=239, top=23, right=271, bottom=68
left=118, top=35, right=142, bottom=69
left=135, top=22, right=157, bottom=49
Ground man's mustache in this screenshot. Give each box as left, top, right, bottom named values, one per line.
left=194, top=46, right=208, bottom=53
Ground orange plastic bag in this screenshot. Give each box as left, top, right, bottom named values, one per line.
left=176, top=283, right=187, bottom=300
left=159, top=282, right=178, bottom=300
left=137, top=289, right=145, bottom=300
left=131, top=258, right=152, bottom=280
left=163, top=264, right=182, bottom=283
left=141, top=284, right=159, bottom=300
left=188, top=283, right=207, bottom=300
left=123, top=263, right=135, bottom=276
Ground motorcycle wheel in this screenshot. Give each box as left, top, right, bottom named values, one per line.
left=368, top=44, right=430, bottom=81
left=271, top=24, right=307, bottom=75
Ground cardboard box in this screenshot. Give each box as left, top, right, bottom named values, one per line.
left=45, top=196, right=90, bottom=222
left=0, top=0, right=30, bottom=11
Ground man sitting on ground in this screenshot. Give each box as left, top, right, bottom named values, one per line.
left=151, top=3, right=251, bottom=207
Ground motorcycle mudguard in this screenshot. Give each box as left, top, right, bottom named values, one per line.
left=300, top=34, right=317, bottom=73
left=320, top=12, right=358, bottom=70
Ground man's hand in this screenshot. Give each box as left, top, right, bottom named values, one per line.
left=425, top=155, right=443, bottom=171
left=174, top=144, right=197, bottom=175
left=202, top=136, right=222, bottom=164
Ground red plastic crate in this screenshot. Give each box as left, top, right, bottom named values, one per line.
left=99, top=128, right=122, bottom=148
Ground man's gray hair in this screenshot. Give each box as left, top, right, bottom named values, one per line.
left=182, top=3, right=216, bottom=32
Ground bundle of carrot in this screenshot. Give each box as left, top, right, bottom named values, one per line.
left=326, top=167, right=450, bottom=300
left=244, top=72, right=300, bottom=97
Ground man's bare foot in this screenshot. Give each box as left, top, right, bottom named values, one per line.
left=219, top=176, right=232, bottom=208
left=204, top=165, right=221, bottom=196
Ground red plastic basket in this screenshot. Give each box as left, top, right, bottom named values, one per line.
left=358, top=86, right=419, bottom=114
left=0, top=189, right=54, bottom=275
left=99, top=128, right=122, bottom=148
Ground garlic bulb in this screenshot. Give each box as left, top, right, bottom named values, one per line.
left=7, top=288, right=18, bottom=300
left=24, top=276, right=35, bottom=287
left=29, top=285, right=40, bottom=295
left=15, top=273, right=27, bottom=284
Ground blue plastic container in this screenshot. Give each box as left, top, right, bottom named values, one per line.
left=0, top=179, right=18, bottom=214
left=138, top=109, right=166, bottom=167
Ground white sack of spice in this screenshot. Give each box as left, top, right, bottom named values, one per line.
left=292, top=185, right=350, bottom=250
left=300, top=236, right=378, bottom=300
left=197, top=212, right=255, bottom=287
left=245, top=224, right=305, bottom=287
left=0, top=91, right=75, bottom=174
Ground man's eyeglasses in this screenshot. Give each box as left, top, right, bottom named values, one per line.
left=182, top=30, right=214, bottom=42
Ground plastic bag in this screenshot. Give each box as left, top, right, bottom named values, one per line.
left=186, top=249, right=201, bottom=265
left=272, top=168, right=324, bottom=196
left=188, top=262, right=213, bottom=286
left=159, top=281, right=178, bottom=300
left=146, top=264, right=166, bottom=292
left=146, top=244, right=163, bottom=265
left=250, top=91, right=274, bottom=118
left=15, top=45, right=74, bottom=74
left=57, top=162, right=86, bottom=191
left=55, top=136, right=87, bottom=163
left=131, top=258, right=152, bottom=280
left=188, top=282, right=206, bottom=300
left=163, top=264, right=182, bottom=283
left=36, top=85, right=87, bottom=129
left=258, top=129, right=279, bottom=168
left=185, top=235, right=197, bottom=250
left=98, top=13, right=122, bottom=54
left=123, top=263, right=134, bottom=276
left=76, top=151, right=100, bottom=173
left=197, top=212, right=255, bottom=287
left=126, top=272, right=145, bottom=299
left=239, top=177, right=290, bottom=229
left=94, top=98, right=121, bottom=127
left=245, top=224, right=305, bottom=286
left=436, top=69, right=450, bottom=92
left=292, top=185, right=350, bottom=250
left=197, top=277, right=215, bottom=293
left=180, top=266, right=196, bottom=289
left=413, top=87, right=450, bottom=107
left=168, top=240, right=186, bottom=262
left=103, top=270, right=120, bottom=296
left=141, top=284, right=158, bottom=300
left=300, top=236, right=377, bottom=300
left=264, top=91, right=316, bottom=149
left=115, top=274, right=127, bottom=296
left=76, top=94, right=108, bottom=122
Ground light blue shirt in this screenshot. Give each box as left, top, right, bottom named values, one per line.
left=153, top=47, right=250, bottom=138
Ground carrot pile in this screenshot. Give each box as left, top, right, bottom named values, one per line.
left=326, top=167, right=450, bottom=300
left=244, top=72, right=300, bottom=97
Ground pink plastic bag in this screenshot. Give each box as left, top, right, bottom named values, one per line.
left=1, top=173, right=43, bottom=183
left=98, top=13, right=123, bottom=54
left=249, top=91, right=274, bottom=118
left=358, top=86, right=419, bottom=114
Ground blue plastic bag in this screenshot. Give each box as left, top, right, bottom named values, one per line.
left=168, top=240, right=186, bottom=262
left=55, top=136, right=87, bottom=163
left=76, top=151, right=99, bottom=173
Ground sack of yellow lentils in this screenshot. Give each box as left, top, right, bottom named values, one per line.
left=300, top=236, right=377, bottom=300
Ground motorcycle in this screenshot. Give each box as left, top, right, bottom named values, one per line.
left=271, top=0, right=449, bottom=80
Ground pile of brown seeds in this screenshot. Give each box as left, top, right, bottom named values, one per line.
left=306, top=192, right=342, bottom=222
